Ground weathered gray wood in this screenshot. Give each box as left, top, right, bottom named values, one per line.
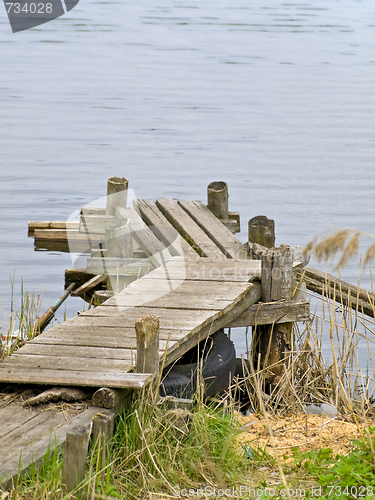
left=141, top=257, right=261, bottom=282
left=220, top=211, right=240, bottom=234
left=91, top=248, right=107, bottom=258
left=105, top=219, right=133, bottom=259
left=226, top=299, right=310, bottom=327
left=261, top=244, right=294, bottom=302
left=34, top=229, right=104, bottom=243
left=102, top=278, right=255, bottom=310
left=136, top=315, right=160, bottom=375
left=92, top=388, right=132, bottom=410
left=1, top=353, right=133, bottom=371
left=62, top=424, right=91, bottom=495
left=207, top=181, right=228, bottom=219
left=156, top=198, right=224, bottom=259
left=23, top=387, right=91, bottom=407
left=81, top=206, right=106, bottom=216
left=106, top=176, right=128, bottom=215
left=136, top=199, right=199, bottom=258
left=0, top=406, right=98, bottom=488
left=248, top=216, right=275, bottom=250
left=0, top=367, right=153, bottom=388
left=28, top=221, right=79, bottom=233
left=86, top=257, right=153, bottom=276
left=164, top=282, right=261, bottom=366
left=93, top=290, right=114, bottom=304
left=178, top=200, right=247, bottom=260
left=117, top=206, right=174, bottom=266
left=255, top=245, right=295, bottom=385
left=73, top=274, right=107, bottom=296
left=79, top=215, right=117, bottom=235
left=92, top=412, right=114, bottom=466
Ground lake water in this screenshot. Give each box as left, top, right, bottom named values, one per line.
left=1, top=0, right=375, bottom=373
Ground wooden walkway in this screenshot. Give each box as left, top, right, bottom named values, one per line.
left=2, top=188, right=310, bottom=486
left=0, top=258, right=261, bottom=388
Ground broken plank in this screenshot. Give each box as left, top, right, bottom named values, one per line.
left=226, top=299, right=310, bottom=328
left=156, top=198, right=224, bottom=259
left=178, top=200, right=248, bottom=260
left=136, top=199, right=199, bottom=258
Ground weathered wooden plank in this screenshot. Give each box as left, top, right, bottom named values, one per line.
left=0, top=410, right=67, bottom=458
left=101, top=278, right=254, bottom=310
left=0, top=406, right=99, bottom=488
left=226, top=299, right=310, bottom=328
left=136, top=199, right=199, bottom=258
left=141, top=257, right=261, bottom=282
left=156, top=198, right=224, bottom=259
left=299, top=266, right=375, bottom=315
left=0, top=406, right=41, bottom=440
left=28, top=221, right=79, bottom=233
left=0, top=368, right=153, bottom=388
left=34, top=229, right=104, bottom=243
left=79, top=215, right=117, bottom=234
left=73, top=274, right=107, bottom=296
left=86, top=257, right=154, bottom=276
left=164, top=281, right=262, bottom=365
left=178, top=200, right=247, bottom=260
left=24, top=336, right=180, bottom=351
left=1, top=354, right=133, bottom=372
left=17, top=344, right=138, bottom=359
left=116, top=206, right=174, bottom=266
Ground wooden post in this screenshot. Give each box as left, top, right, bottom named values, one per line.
left=135, top=315, right=160, bottom=375
left=207, top=181, right=228, bottom=220
left=253, top=244, right=294, bottom=386
left=92, top=413, right=115, bottom=467
left=62, top=425, right=91, bottom=495
left=248, top=216, right=275, bottom=249
left=106, top=176, right=128, bottom=215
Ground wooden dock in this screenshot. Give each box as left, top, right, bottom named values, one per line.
left=0, top=179, right=311, bottom=488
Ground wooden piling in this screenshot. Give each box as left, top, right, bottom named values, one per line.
left=248, top=215, right=275, bottom=249
left=92, top=413, right=115, bottom=467
left=207, top=181, right=228, bottom=220
left=62, top=425, right=91, bottom=495
left=135, top=315, right=160, bottom=375
left=254, top=244, right=294, bottom=386
left=106, top=176, right=128, bottom=215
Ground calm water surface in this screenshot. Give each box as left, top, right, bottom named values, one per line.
left=1, top=0, right=375, bottom=368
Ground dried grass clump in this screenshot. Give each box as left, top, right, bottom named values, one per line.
left=304, top=228, right=375, bottom=270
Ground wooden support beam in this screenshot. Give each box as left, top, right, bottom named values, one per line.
left=105, top=220, right=133, bottom=259
left=226, top=299, right=310, bottom=328
left=62, top=424, right=91, bottom=495
left=92, top=388, right=132, bottom=412
left=297, top=266, right=375, bottom=318
left=86, top=257, right=153, bottom=276
left=28, top=221, right=79, bottom=233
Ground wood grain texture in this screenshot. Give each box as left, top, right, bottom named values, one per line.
left=226, top=299, right=310, bottom=327
left=136, top=199, right=199, bottom=258
left=177, top=200, right=247, bottom=260
left=156, top=198, right=224, bottom=259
